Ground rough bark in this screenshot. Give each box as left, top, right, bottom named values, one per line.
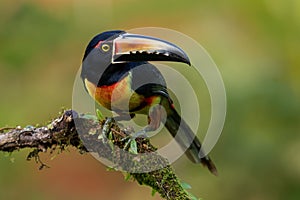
left=0, top=110, right=194, bottom=200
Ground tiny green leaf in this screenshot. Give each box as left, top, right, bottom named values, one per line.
left=129, top=140, right=138, bottom=154
left=106, top=167, right=116, bottom=171
left=108, top=140, right=114, bottom=150
left=181, top=181, right=192, bottom=189
left=108, top=131, right=113, bottom=140
left=151, top=188, right=157, bottom=196
left=124, top=173, right=132, bottom=181
left=96, top=109, right=104, bottom=120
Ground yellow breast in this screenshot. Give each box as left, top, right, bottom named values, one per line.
left=84, top=73, right=145, bottom=112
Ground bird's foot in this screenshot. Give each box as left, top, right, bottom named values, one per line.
left=100, top=117, right=114, bottom=140
left=100, top=116, right=127, bottom=139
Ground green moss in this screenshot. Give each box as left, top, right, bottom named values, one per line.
left=1, top=110, right=196, bottom=200
left=131, top=166, right=192, bottom=200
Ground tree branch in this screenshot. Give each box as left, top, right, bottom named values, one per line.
left=0, top=110, right=194, bottom=200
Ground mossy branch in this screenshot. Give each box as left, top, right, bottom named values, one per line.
left=0, top=110, right=195, bottom=200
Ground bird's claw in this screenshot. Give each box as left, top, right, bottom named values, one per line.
left=100, top=117, right=114, bottom=140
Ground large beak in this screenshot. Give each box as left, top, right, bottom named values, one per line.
left=112, top=33, right=191, bottom=65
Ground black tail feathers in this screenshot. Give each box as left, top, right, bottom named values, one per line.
left=164, top=107, right=218, bottom=176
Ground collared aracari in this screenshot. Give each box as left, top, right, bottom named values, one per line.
left=80, top=30, right=217, bottom=175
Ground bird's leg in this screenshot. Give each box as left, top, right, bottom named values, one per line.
left=132, top=105, right=163, bottom=138
left=122, top=105, right=165, bottom=150
left=100, top=115, right=134, bottom=142
left=101, top=114, right=134, bottom=140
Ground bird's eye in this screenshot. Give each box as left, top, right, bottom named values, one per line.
left=101, top=44, right=110, bottom=52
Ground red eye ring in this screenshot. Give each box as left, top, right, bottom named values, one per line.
left=95, top=41, right=102, bottom=49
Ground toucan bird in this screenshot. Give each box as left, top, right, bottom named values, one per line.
left=80, top=30, right=217, bottom=175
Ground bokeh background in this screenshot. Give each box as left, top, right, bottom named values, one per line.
left=1, top=0, right=300, bottom=199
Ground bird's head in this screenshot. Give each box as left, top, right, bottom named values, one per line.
left=81, top=30, right=190, bottom=84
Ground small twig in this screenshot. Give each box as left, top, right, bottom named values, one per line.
left=110, top=127, right=126, bottom=138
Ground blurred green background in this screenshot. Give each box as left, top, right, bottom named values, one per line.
left=1, top=0, right=300, bottom=199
